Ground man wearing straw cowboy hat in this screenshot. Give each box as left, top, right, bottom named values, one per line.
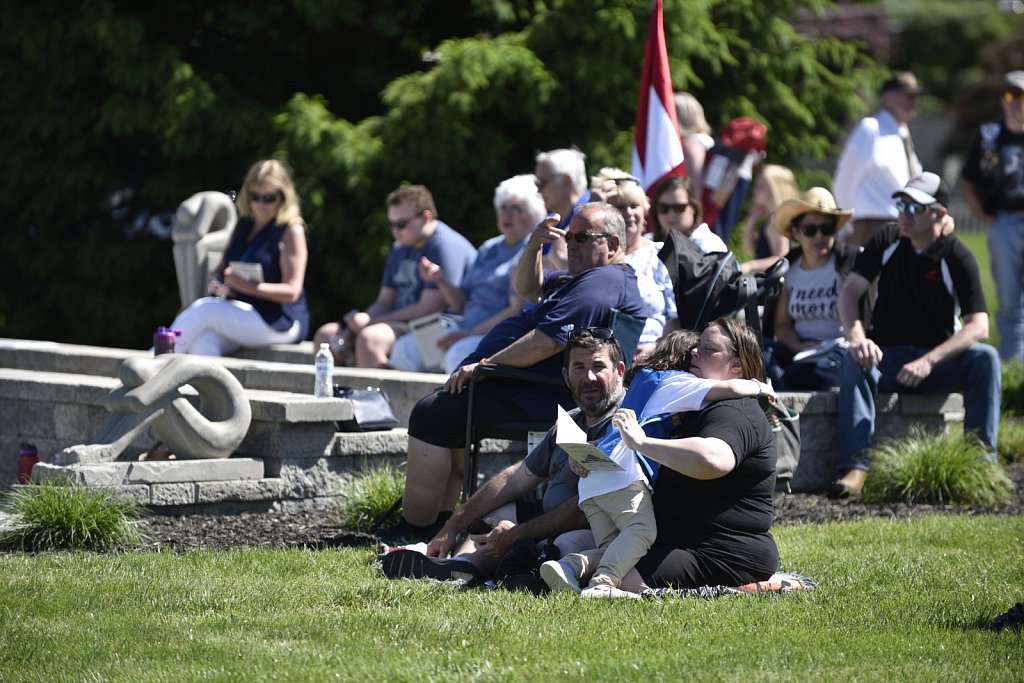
left=832, top=172, right=1001, bottom=498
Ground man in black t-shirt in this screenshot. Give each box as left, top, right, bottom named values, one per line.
left=960, top=70, right=1024, bottom=362
left=833, top=172, right=1001, bottom=497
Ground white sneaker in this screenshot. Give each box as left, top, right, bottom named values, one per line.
left=580, top=583, right=641, bottom=600
left=540, top=560, right=581, bottom=593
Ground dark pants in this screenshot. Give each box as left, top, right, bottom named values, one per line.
left=407, top=381, right=574, bottom=449
left=636, top=534, right=779, bottom=589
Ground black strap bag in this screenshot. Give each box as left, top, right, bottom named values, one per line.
left=333, top=385, right=400, bottom=431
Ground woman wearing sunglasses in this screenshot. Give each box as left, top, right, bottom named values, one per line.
left=646, top=175, right=727, bottom=254
left=763, top=187, right=858, bottom=390
left=169, top=159, right=309, bottom=356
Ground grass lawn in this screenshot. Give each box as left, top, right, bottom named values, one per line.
left=958, top=230, right=999, bottom=350
left=0, top=515, right=1021, bottom=682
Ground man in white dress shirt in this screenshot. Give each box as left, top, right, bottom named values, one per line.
left=832, top=71, right=924, bottom=246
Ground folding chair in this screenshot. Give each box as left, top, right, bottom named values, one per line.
left=460, top=308, right=645, bottom=500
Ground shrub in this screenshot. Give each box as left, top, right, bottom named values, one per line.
left=329, top=461, right=405, bottom=532
left=0, top=483, right=144, bottom=552
left=1002, top=359, right=1024, bottom=415
left=997, top=419, right=1024, bottom=465
left=862, top=427, right=1014, bottom=506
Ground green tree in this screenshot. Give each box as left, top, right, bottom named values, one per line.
left=0, top=0, right=871, bottom=346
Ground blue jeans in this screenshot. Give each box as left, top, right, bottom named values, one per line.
left=837, top=344, right=1001, bottom=471
left=989, top=212, right=1024, bottom=362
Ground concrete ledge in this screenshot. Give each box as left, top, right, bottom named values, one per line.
left=0, top=338, right=968, bottom=511
left=233, top=341, right=314, bottom=365
left=33, top=459, right=265, bottom=485
left=0, top=367, right=357, bottom=485
left=779, top=390, right=965, bottom=493
left=0, top=337, right=446, bottom=425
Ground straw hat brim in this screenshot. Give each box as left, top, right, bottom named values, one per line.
left=775, top=192, right=854, bottom=239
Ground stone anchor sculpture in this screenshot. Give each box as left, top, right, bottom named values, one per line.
left=56, top=355, right=252, bottom=464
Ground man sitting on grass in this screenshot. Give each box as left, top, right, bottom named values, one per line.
left=380, top=329, right=625, bottom=590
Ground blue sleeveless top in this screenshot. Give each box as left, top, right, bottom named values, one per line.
left=223, top=218, right=309, bottom=338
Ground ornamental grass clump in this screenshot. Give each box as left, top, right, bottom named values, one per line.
left=329, top=461, right=405, bottom=532
left=1001, top=359, right=1024, bottom=415
left=0, top=482, right=144, bottom=552
left=862, top=427, right=1014, bottom=506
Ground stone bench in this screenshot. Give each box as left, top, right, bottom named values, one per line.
left=0, top=361, right=523, bottom=513
left=780, top=389, right=964, bottom=492
left=0, top=338, right=966, bottom=509
left=0, top=337, right=447, bottom=426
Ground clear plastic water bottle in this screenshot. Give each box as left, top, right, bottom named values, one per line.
left=314, top=342, right=334, bottom=399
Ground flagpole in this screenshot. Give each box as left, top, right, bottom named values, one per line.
left=631, top=0, right=686, bottom=193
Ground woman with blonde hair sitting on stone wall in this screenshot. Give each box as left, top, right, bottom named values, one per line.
left=169, top=159, right=309, bottom=356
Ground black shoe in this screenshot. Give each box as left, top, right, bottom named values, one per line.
left=380, top=549, right=481, bottom=587
left=499, top=574, right=549, bottom=595
left=376, top=516, right=438, bottom=545
left=494, top=539, right=540, bottom=580
left=991, top=602, right=1024, bottom=631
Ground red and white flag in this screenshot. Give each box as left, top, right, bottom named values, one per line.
left=631, top=0, right=685, bottom=192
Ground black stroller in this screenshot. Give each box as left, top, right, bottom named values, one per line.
left=657, top=229, right=789, bottom=340
left=658, top=230, right=800, bottom=492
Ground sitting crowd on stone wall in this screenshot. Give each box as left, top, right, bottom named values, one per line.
left=164, top=72, right=1017, bottom=595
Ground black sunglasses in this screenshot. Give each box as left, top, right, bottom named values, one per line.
left=796, top=221, right=837, bottom=238
left=894, top=199, right=931, bottom=216
left=564, top=231, right=614, bottom=244
left=656, top=202, right=690, bottom=214
left=570, top=327, right=616, bottom=340
left=249, top=191, right=282, bottom=204
left=387, top=213, right=421, bottom=231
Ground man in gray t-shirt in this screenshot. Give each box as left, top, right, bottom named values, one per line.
left=381, top=331, right=625, bottom=588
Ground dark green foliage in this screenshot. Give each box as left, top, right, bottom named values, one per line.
left=862, top=427, right=1014, bottom=506
left=0, top=1, right=880, bottom=344
left=0, top=483, right=145, bottom=552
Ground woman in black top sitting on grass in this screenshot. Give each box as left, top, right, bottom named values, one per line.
left=615, top=317, right=778, bottom=590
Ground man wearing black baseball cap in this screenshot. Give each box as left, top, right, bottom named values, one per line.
left=832, top=171, right=1001, bottom=497
left=960, top=69, right=1024, bottom=362
left=832, top=71, right=925, bottom=246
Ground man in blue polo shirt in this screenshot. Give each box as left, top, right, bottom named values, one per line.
left=833, top=172, right=1001, bottom=497
left=379, top=202, right=645, bottom=543
left=312, top=184, right=476, bottom=368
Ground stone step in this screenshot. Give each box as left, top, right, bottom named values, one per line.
left=0, top=337, right=446, bottom=425
left=233, top=340, right=315, bottom=365
left=0, top=366, right=351, bottom=485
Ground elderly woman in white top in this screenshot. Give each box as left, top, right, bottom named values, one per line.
left=591, top=168, right=677, bottom=357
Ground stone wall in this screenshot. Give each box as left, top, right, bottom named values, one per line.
left=0, top=338, right=966, bottom=510
left=783, top=390, right=964, bottom=492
